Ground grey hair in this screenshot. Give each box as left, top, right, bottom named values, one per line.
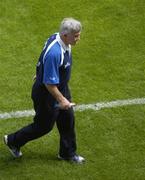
left=59, top=18, right=82, bottom=35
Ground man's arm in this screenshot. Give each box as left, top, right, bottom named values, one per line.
left=45, top=84, right=74, bottom=110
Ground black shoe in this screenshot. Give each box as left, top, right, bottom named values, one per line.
left=58, top=154, right=85, bottom=164
left=4, top=135, right=22, bottom=158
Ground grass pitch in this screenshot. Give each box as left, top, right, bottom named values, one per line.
left=0, top=0, right=145, bottom=179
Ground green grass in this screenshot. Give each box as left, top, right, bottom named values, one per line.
left=0, top=0, right=145, bottom=179
left=0, top=106, right=145, bottom=180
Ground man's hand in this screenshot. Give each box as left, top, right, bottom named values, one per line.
left=45, top=84, right=75, bottom=110
left=59, top=98, right=76, bottom=110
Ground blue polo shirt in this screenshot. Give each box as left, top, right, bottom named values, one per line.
left=35, top=33, right=72, bottom=91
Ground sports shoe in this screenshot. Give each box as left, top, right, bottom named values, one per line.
left=3, top=135, right=22, bottom=158
left=58, top=154, right=85, bottom=164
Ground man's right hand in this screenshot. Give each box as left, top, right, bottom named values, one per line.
left=45, top=84, right=75, bottom=110
left=59, top=98, right=76, bottom=110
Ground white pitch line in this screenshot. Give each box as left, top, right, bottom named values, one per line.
left=0, top=98, right=145, bottom=120
left=75, top=98, right=145, bottom=111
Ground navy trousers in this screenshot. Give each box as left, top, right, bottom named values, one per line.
left=8, top=84, right=76, bottom=158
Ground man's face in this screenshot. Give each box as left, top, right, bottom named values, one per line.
left=65, top=32, right=81, bottom=45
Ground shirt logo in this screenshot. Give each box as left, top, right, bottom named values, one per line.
left=49, top=77, right=56, bottom=81
left=64, top=62, right=70, bottom=69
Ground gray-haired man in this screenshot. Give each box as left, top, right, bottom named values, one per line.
left=4, top=18, right=85, bottom=163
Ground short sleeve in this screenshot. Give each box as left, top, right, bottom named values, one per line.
left=43, top=50, right=61, bottom=85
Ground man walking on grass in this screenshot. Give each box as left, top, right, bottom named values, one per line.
left=4, top=17, right=85, bottom=164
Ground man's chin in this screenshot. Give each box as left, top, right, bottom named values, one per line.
left=71, top=42, right=77, bottom=46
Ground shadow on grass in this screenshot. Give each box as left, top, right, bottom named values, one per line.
left=0, top=146, right=61, bottom=171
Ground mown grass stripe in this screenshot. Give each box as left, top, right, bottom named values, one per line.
left=0, top=98, right=145, bottom=120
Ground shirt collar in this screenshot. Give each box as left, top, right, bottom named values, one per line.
left=56, top=33, right=70, bottom=52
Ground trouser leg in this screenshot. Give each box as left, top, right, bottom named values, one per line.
left=56, top=107, right=77, bottom=158
left=8, top=98, right=57, bottom=148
